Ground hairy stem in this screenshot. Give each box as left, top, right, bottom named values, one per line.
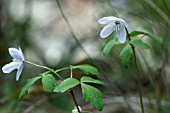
left=55, top=67, right=70, bottom=73
left=125, top=28, right=145, bottom=113
left=24, top=60, right=63, bottom=80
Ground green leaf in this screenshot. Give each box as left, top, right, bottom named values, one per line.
left=147, top=33, right=163, bottom=44
left=129, top=31, right=145, bottom=37
left=130, top=31, right=163, bottom=44
left=54, top=78, right=79, bottom=93
left=129, top=39, right=150, bottom=49
left=42, top=74, right=56, bottom=92
left=19, top=76, right=42, bottom=99
left=119, top=44, right=133, bottom=68
left=81, top=83, right=103, bottom=111
left=102, top=40, right=120, bottom=56
left=81, top=76, right=105, bottom=85
left=70, top=64, right=99, bottom=75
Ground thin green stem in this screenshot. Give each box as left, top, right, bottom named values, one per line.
left=70, top=67, right=73, bottom=78
left=125, top=28, right=145, bottom=113
left=24, top=60, right=63, bottom=80
left=55, top=67, right=70, bottom=73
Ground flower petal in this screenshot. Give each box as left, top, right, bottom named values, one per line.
left=2, top=61, right=22, bottom=73
left=117, top=27, right=126, bottom=43
left=100, top=22, right=116, bottom=38
left=120, top=20, right=129, bottom=29
left=98, top=16, right=118, bottom=24
left=16, top=64, right=24, bottom=81
left=9, top=48, right=23, bottom=60
left=19, top=47, right=25, bottom=60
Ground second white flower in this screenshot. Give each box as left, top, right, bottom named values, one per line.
left=98, top=16, right=129, bottom=43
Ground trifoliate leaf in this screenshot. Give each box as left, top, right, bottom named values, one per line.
left=54, top=78, right=79, bottom=93
left=81, top=76, right=105, bottom=85
left=42, top=74, right=56, bottom=92
left=19, top=76, right=42, bottom=99
left=81, top=83, right=103, bottom=111
left=119, top=44, right=133, bottom=68
left=102, top=40, right=120, bottom=56
left=130, top=31, right=163, bottom=44
left=70, top=64, right=99, bottom=75
left=129, top=39, right=150, bottom=49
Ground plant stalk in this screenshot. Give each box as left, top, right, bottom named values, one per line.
left=55, top=67, right=70, bottom=73
left=70, top=90, right=81, bottom=113
left=24, top=60, right=63, bottom=80
left=125, top=28, right=145, bottom=113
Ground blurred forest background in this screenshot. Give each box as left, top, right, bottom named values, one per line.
left=0, top=0, right=170, bottom=113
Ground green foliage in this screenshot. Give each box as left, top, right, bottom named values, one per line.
left=119, top=44, right=133, bottom=68
left=70, top=64, right=99, bottom=75
left=129, top=39, right=150, bottom=49
left=19, top=76, right=42, bottom=99
left=129, top=31, right=145, bottom=37
left=102, top=40, right=120, bottom=56
left=81, top=83, right=103, bottom=111
left=130, top=31, right=163, bottom=44
left=42, top=74, right=56, bottom=92
left=54, top=78, right=79, bottom=93
left=81, top=76, right=105, bottom=85
left=147, top=33, right=163, bottom=44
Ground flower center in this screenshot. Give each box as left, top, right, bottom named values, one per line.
left=115, top=21, right=120, bottom=25
left=115, top=21, right=120, bottom=31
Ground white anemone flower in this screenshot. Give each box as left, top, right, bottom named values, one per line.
left=98, top=16, right=129, bottom=43
left=72, top=106, right=82, bottom=113
left=2, top=47, right=25, bottom=81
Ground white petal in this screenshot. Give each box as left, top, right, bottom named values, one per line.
left=100, top=22, right=116, bottom=38
left=120, top=20, right=129, bottom=29
left=98, top=16, right=118, bottom=24
left=72, top=106, right=82, bottom=113
left=117, top=27, right=126, bottom=43
left=2, top=61, right=22, bottom=73
left=16, top=64, right=24, bottom=81
left=115, top=18, right=129, bottom=29
left=8, top=48, right=23, bottom=60
left=19, top=47, right=25, bottom=60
